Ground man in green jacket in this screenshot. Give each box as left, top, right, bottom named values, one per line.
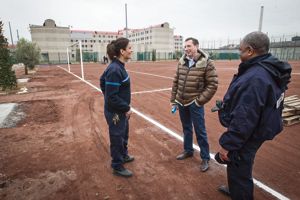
left=171, top=37, right=218, bottom=172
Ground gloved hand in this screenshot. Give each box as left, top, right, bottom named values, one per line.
left=211, top=100, right=223, bottom=112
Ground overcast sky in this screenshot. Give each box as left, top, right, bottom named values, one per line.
left=1, top=0, right=300, bottom=45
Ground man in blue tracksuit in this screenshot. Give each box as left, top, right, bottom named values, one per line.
left=215, top=32, right=291, bottom=199
left=100, top=38, right=134, bottom=177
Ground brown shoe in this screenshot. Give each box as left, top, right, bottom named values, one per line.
left=176, top=151, right=193, bottom=160
left=200, top=160, right=209, bottom=172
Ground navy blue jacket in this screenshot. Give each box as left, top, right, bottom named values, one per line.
left=219, top=53, right=291, bottom=151
left=100, top=59, right=131, bottom=114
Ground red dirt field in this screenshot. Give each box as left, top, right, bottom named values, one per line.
left=0, top=60, right=299, bottom=200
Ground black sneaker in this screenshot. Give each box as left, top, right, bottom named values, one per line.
left=123, top=155, right=135, bottom=163
left=113, top=167, right=133, bottom=177
left=176, top=151, right=193, bottom=160
left=218, top=185, right=230, bottom=196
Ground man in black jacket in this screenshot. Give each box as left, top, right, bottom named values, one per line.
left=215, top=31, right=291, bottom=199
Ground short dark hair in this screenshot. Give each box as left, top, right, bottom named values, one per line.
left=107, top=37, right=130, bottom=60
left=185, top=37, right=199, bottom=46
left=242, top=31, right=270, bottom=55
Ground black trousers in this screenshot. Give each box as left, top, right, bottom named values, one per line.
left=227, top=139, right=265, bottom=200
left=104, top=109, right=129, bottom=170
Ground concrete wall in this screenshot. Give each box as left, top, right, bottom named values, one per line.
left=30, top=19, right=70, bottom=63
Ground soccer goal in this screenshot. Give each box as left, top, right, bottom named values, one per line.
left=67, top=41, right=84, bottom=80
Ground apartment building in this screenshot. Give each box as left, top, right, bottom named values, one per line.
left=30, top=19, right=183, bottom=63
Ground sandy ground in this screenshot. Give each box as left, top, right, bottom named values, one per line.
left=0, top=60, right=299, bottom=200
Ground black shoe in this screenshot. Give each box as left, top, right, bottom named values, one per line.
left=176, top=151, right=193, bottom=160
left=218, top=185, right=230, bottom=196
left=200, top=159, right=209, bottom=172
left=123, top=155, right=135, bottom=163
left=113, top=167, right=133, bottom=177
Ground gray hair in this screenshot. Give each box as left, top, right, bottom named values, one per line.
left=242, top=31, right=270, bottom=55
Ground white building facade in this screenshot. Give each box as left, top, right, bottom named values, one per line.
left=30, top=19, right=183, bottom=63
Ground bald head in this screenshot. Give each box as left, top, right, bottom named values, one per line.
left=241, top=31, right=270, bottom=55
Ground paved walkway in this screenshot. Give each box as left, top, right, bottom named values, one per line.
left=0, top=103, right=16, bottom=124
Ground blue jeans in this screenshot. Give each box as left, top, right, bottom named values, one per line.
left=178, top=102, right=210, bottom=160
left=104, top=109, right=129, bottom=170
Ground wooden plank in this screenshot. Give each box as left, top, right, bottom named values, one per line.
left=285, top=96, right=299, bottom=100
left=283, top=115, right=300, bottom=126
left=285, top=95, right=299, bottom=100
left=282, top=108, right=295, bottom=117
left=295, top=106, right=300, bottom=111
left=282, top=112, right=295, bottom=117
left=284, top=120, right=300, bottom=126
left=284, top=99, right=300, bottom=105
left=289, top=102, right=300, bottom=106
left=284, top=99, right=299, bottom=104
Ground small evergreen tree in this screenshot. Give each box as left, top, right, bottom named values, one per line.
left=0, top=20, right=17, bottom=91
left=15, top=38, right=40, bottom=75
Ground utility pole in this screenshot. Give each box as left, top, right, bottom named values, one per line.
left=16, top=29, right=20, bottom=41
left=258, top=6, right=264, bottom=32
left=125, top=3, right=128, bottom=38
left=8, top=21, right=14, bottom=45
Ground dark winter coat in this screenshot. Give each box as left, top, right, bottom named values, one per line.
left=219, top=53, right=291, bottom=151
left=171, top=49, right=218, bottom=106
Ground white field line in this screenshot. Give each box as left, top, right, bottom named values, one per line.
left=131, top=88, right=171, bottom=95
left=127, top=70, right=174, bottom=79
left=57, top=65, right=290, bottom=200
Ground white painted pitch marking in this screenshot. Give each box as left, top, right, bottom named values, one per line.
left=131, top=88, right=171, bottom=95
left=127, top=70, right=173, bottom=79
left=57, top=65, right=290, bottom=200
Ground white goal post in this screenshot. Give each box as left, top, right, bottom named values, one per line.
left=67, top=41, right=84, bottom=80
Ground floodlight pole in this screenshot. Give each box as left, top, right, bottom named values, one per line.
left=258, top=6, right=264, bottom=32
left=8, top=22, right=14, bottom=45
left=79, top=41, right=84, bottom=80
left=125, top=3, right=128, bottom=38
left=16, top=29, right=20, bottom=41
left=67, top=47, right=70, bottom=72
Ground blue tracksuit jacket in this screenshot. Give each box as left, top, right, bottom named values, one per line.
left=100, top=59, right=131, bottom=114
